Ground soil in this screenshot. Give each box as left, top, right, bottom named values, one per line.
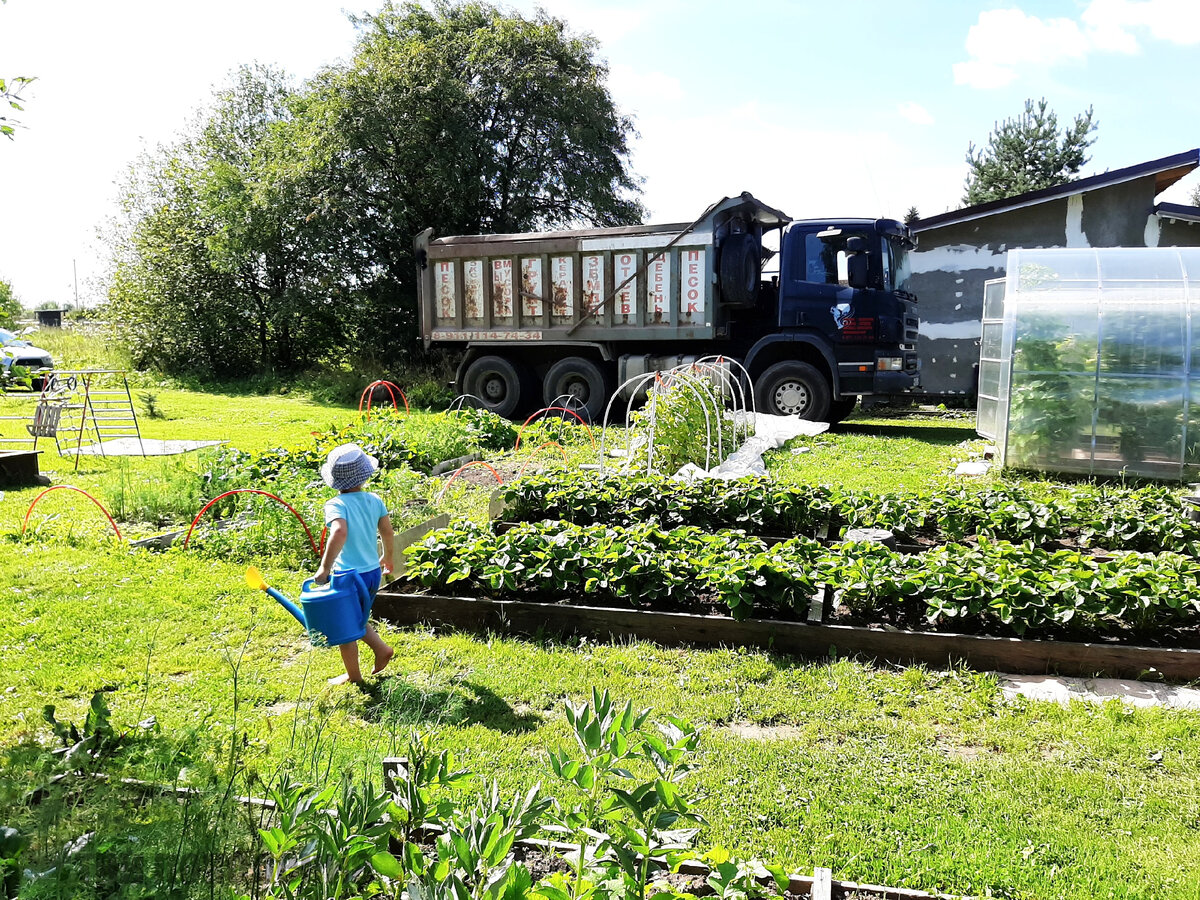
left=451, top=462, right=526, bottom=486
left=481, top=842, right=893, bottom=900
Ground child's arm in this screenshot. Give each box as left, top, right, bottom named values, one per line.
left=315, top=518, right=348, bottom=584
left=378, top=514, right=396, bottom=574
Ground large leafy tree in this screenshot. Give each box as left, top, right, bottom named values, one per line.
left=107, top=65, right=335, bottom=376
left=287, top=0, right=644, bottom=360
left=105, top=0, right=642, bottom=377
left=963, top=98, right=1097, bottom=206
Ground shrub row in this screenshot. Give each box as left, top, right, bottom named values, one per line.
left=405, top=520, right=1200, bottom=638
left=501, top=474, right=1200, bottom=556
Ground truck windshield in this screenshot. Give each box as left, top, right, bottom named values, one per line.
left=888, top=238, right=912, bottom=293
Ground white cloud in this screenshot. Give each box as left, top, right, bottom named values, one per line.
left=897, top=101, right=934, bottom=125
left=954, top=8, right=1089, bottom=89
left=1082, top=0, right=1200, bottom=49
left=953, top=1, right=1200, bottom=90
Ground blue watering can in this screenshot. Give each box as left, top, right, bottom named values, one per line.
left=245, top=566, right=372, bottom=647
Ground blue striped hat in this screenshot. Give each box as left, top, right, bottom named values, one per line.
left=320, top=443, right=379, bottom=490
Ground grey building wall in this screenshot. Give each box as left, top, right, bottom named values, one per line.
left=904, top=174, right=1200, bottom=397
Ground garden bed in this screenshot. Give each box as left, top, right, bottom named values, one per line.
left=373, top=587, right=1200, bottom=682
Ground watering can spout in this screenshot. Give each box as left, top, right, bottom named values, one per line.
left=245, top=566, right=307, bottom=627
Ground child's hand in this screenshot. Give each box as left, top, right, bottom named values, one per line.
left=313, top=565, right=331, bottom=585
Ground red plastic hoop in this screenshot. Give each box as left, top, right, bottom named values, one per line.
left=437, top=460, right=504, bottom=500
left=516, top=441, right=570, bottom=478
left=514, top=407, right=596, bottom=451
left=182, top=489, right=320, bottom=557
left=21, top=486, right=124, bottom=541
left=358, top=380, right=409, bottom=420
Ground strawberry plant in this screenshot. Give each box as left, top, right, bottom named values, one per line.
left=406, top=520, right=1200, bottom=639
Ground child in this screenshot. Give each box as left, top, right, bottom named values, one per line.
left=315, top=443, right=396, bottom=685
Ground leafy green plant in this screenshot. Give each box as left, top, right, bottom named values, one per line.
left=702, top=846, right=788, bottom=900
left=605, top=714, right=704, bottom=900
left=0, top=826, right=29, bottom=900
left=388, top=734, right=472, bottom=844
left=138, top=391, right=165, bottom=419
left=626, top=374, right=740, bottom=475
left=548, top=689, right=649, bottom=899
left=259, top=776, right=396, bottom=900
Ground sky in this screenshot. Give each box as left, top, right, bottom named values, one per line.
left=1, top=0, right=1199, bottom=308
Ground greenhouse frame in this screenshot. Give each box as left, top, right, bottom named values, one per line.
left=977, top=246, right=1200, bottom=479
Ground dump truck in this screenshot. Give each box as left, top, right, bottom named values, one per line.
left=415, top=193, right=919, bottom=422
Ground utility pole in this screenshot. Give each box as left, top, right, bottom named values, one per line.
left=73, top=259, right=79, bottom=308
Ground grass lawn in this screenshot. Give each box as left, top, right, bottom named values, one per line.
left=2, top=383, right=1199, bottom=899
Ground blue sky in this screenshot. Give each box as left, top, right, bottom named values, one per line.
left=1, top=0, right=1198, bottom=307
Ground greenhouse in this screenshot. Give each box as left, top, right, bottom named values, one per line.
left=977, top=246, right=1200, bottom=479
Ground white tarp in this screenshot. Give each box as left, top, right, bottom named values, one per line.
left=673, top=413, right=827, bottom=482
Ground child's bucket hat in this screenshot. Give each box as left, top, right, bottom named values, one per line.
left=321, top=443, right=379, bottom=490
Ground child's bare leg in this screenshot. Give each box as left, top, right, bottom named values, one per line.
left=363, top=625, right=394, bottom=674
left=330, top=642, right=362, bottom=685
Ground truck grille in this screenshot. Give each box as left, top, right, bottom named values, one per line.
left=904, top=316, right=919, bottom=342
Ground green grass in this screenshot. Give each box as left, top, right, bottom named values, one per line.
left=3, top=369, right=1200, bottom=898
left=1, top=544, right=1198, bottom=898
left=765, top=410, right=988, bottom=492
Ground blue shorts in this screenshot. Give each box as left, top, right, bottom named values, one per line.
left=338, top=566, right=382, bottom=620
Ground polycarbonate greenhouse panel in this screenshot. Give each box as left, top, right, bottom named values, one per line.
left=979, top=247, right=1200, bottom=479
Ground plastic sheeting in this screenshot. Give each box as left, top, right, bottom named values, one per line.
left=978, top=247, right=1200, bottom=479
left=673, top=412, right=828, bottom=482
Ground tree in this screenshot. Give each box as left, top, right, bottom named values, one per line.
left=963, top=98, right=1097, bottom=206
left=286, top=0, right=644, bottom=361
left=0, top=277, right=21, bottom=328
left=903, top=206, right=920, bottom=226
left=106, top=66, right=334, bottom=377
left=105, top=1, right=643, bottom=379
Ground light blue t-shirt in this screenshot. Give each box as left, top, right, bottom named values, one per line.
left=324, top=491, right=389, bottom=574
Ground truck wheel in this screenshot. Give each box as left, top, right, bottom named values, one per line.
left=543, top=357, right=609, bottom=422
left=755, top=361, right=831, bottom=421
left=719, top=232, right=760, bottom=306
left=827, top=396, right=858, bottom=425
left=463, top=355, right=531, bottom=419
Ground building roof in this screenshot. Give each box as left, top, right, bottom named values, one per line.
left=1155, top=202, right=1200, bottom=225
left=913, top=148, right=1200, bottom=232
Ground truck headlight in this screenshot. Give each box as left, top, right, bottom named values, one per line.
left=877, top=357, right=903, bottom=371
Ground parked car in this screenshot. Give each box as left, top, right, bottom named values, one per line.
left=0, top=327, right=54, bottom=390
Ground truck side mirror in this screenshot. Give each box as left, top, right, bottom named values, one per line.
left=846, top=238, right=869, bottom=289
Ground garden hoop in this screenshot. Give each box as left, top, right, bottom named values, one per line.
left=183, top=489, right=321, bottom=557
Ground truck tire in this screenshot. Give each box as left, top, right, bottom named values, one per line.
left=827, top=396, right=858, bottom=425
left=543, top=357, right=609, bottom=422
left=755, top=361, right=831, bottom=421
left=463, top=355, right=531, bottom=419
left=719, top=232, right=760, bottom=306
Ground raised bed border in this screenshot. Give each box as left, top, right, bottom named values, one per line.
left=373, top=588, right=1200, bottom=682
